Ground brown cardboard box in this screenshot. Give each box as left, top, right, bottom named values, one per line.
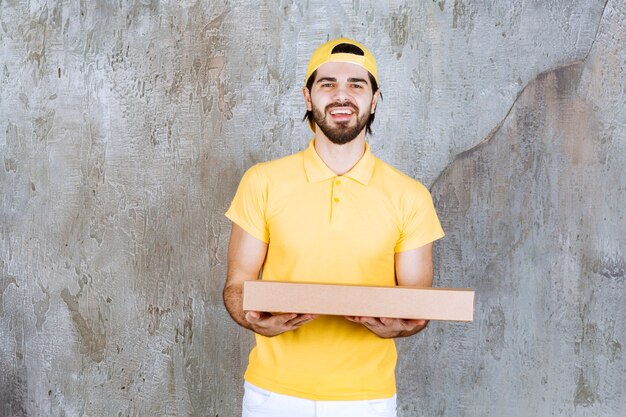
left=243, top=281, right=474, bottom=322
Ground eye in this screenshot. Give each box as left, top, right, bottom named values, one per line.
left=351, top=83, right=363, bottom=89
left=321, top=83, right=334, bottom=88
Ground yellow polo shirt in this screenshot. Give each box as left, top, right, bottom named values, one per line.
left=225, top=140, right=444, bottom=400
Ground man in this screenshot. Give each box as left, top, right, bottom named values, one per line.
left=224, top=38, right=444, bottom=417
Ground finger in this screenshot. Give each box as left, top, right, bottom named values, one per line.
left=287, top=317, right=312, bottom=328
left=299, top=314, right=319, bottom=322
left=245, top=311, right=260, bottom=322
left=269, top=313, right=298, bottom=326
left=405, top=319, right=426, bottom=327
left=348, top=316, right=368, bottom=323
left=390, top=318, right=417, bottom=330
left=379, top=317, right=395, bottom=326
left=362, top=318, right=382, bottom=327
left=286, top=314, right=318, bottom=327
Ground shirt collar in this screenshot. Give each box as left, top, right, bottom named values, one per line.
left=303, top=139, right=375, bottom=185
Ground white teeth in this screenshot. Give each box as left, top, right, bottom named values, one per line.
left=330, top=109, right=353, bottom=115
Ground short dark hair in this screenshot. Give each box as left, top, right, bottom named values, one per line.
left=303, top=43, right=381, bottom=135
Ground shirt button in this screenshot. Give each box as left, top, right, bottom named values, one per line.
left=335, top=180, right=341, bottom=185
left=334, top=197, right=340, bottom=203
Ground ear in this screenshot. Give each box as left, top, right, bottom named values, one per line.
left=370, top=89, right=381, bottom=114
left=302, top=87, right=312, bottom=111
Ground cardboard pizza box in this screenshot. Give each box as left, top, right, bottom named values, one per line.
left=243, top=281, right=474, bottom=322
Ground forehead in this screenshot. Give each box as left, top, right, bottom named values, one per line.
left=314, top=61, right=370, bottom=82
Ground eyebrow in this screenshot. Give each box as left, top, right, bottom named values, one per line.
left=315, top=77, right=369, bottom=84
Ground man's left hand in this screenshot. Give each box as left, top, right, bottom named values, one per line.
left=345, top=316, right=429, bottom=338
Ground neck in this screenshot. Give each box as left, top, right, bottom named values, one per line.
left=313, top=131, right=367, bottom=175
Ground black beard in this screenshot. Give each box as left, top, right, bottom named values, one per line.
left=312, top=103, right=369, bottom=145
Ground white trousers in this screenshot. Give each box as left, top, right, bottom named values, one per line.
left=242, top=382, right=397, bottom=417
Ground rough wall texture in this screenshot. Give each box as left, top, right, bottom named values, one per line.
left=0, top=0, right=623, bottom=416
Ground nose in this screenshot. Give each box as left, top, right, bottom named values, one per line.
left=333, top=83, right=351, bottom=102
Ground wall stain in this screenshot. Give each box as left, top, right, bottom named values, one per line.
left=18, top=92, right=29, bottom=109
left=452, top=0, right=466, bottom=30
left=175, top=297, right=193, bottom=345
left=33, top=284, right=50, bottom=332
left=577, top=321, right=623, bottom=362
left=23, top=18, right=48, bottom=82
left=191, top=8, right=234, bottom=120
left=591, top=254, right=625, bottom=282
left=573, top=370, right=597, bottom=407
left=4, top=157, right=17, bottom=172
left=60, top=288, right=106, bottom=362
left=484, top=306, right=506, bottom=361
left=147, top=303, right=171, bottom=336
left=0, top=260, right=18, bottom=314
left=386, top=5, right=410, bottom=59
left=33, top=109, right=55, bottom=142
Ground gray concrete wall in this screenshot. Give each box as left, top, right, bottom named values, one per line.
left=0, top=1, right=623, bottom=416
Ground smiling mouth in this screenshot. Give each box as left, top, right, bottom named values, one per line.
left=327, top=105, right=357, bottom=123
left=329, top=108, right=354, bottom=115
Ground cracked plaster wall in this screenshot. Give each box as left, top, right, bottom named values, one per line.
left=0, top=1, right=624, bottom=416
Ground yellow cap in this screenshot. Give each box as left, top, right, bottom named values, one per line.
left=305, top=38, right=378, bottom=86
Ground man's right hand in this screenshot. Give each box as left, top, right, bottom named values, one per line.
left=224, top=225, right=319, bottom=336
left=244, top=311, right=318, bottom=337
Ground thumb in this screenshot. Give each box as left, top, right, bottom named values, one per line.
left=245, top=311, right=260, bottom=321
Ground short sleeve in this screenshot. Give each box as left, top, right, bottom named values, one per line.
left=394, top=182, right=445, bottom=252
left=225, top=165, right=270, bottom=243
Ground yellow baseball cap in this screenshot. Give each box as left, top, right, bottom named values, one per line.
left=305, top=37, right=378, bottom=86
